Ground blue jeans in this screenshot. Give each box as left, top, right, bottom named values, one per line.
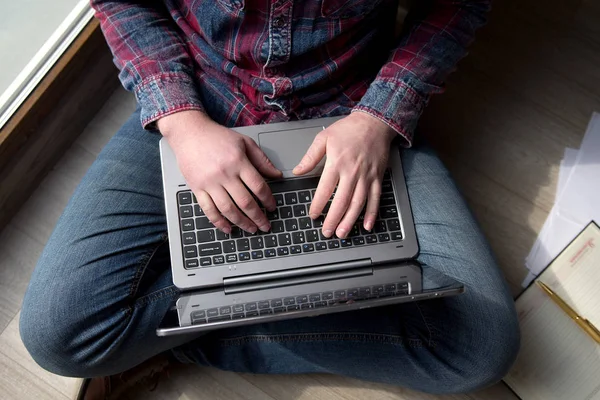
left=20, top=108, right=519, bottom=394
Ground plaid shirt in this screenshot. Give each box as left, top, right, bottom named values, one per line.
left=92, top=0, right=490, bottom=146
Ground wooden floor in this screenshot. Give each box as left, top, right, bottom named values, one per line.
left=1, top=0, right=599, bottom=398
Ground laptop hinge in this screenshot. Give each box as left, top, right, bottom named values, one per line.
left=223, top=259, right=372, bottom=293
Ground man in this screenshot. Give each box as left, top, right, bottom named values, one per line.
left=20, top=0, right=520, bottom=398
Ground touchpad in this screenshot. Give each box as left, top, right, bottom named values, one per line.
left=258, top=127, right=325, bottom=176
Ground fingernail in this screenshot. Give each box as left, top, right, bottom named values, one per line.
left=337, top=228, right=347, bottom=238
left=365, top=221, right=373, bottom=231
left=222, top=227, right=231, bottom=234
left=259, top=224, right=271, bottom=233
left=323, top=229, right=332, bottom=237
left=309, top=213, right=319, bottom=219
left=268, top=206, right=276, bottom=212
left=248, top=226, right=257, bottom=234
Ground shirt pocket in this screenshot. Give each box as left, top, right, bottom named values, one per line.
left=321, top=0, right=383, bottom=19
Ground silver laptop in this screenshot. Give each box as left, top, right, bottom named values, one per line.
left=157, top=116, right=464, bottom=335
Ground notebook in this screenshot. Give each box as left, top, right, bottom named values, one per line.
left=504, top=221, right=600, bottom=400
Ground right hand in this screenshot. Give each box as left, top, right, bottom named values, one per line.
left=158, top=110, right=282, bottom=234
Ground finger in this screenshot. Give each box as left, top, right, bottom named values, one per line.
left=322, top=176, right=357, bottom=238
left=244, top=137, right=282, bottom=178
left=240, top=161, right=277, bottom=212
left=309, top=167, right=338, bottom=219
left=196, top=189, right=231, bottom=234
left=364, top=180, right=382, bottom=232
left=293, top=133, right=327, bottom=175
left=335, top=181, right=368, bottom=238
left=225, top=180, right=271, bottom=233
left=211, top=186, right=257, bottom=233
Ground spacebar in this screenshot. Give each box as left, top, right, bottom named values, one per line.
left=207, top=315, right=232, bottom=323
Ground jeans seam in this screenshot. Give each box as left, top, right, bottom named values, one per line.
left=134, top=285, right=179, bottom=307
left=415, top=302, right=439, bottom=348
left=128, top=232, right=169, bottom=299
left=218, top=332, right=426, bottom=348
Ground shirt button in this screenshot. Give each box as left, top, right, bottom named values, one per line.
left=273, top=17, right=285, bottom=28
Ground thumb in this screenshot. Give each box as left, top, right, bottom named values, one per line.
left=293, top=133, right=327, bottom=175
left=245, top=138, right=282, bottom=178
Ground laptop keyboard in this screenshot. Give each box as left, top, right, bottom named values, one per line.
left=177, top=172, right=403, bottom=268
left=189, top=281, right=410, bottom=324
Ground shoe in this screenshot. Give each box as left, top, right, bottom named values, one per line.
left=75, top=353, right=172, bottom=400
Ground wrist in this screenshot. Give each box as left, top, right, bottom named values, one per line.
left=157, top=110, right=213, bottom=139
left=349, top=111, right=397, bottom=143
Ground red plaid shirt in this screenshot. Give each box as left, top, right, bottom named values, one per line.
left=92, top=0, right=490, bottom=146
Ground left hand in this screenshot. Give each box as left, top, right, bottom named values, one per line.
left=293, top=112, right=397, bottom=239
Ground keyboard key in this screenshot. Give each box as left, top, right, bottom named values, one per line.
left=373, top=285, right=385, bottom=294
left=216, top=230, right=230, bottom=240
left=328, top=300, right=338, bottom=306
left=182, top=232, right=196, bottom=245
left=265, top=235, right=277, bottom=248
left=327, top=240, right=340, bottom=249
left=352, top=236, right=365, bottom=245
left=285, top=219, right=299, bottom=231
left=380, top=192, right=396, bottom=206
left=280, top=206, right=293, bottom=219
left=340, top=239, right=352, bottom=247
left=260, top=309, right=274, bottom=315
left=287, top=305, right=300, bottom=311
left=334, top=290, right=346, bottom=299
left=236, top=238, right=250, bottom=251
left=195, top=217, right=213, bottom=230
left=374, top=220, right=387, bottom=233
left=314, top=301, right=327, bottom=308
left=311, top=189, right=317, bottom=197
left=239, top=252, right=250, bottom=261
left=232, top=313, right=245, bottom=320
left=277, top=247, right=289, bottom=256
left=349, top=225, right=360, bottom=237
left=365, top=235, right=378, bottom=244
left=387, top=219, right=401, bottom=231
left=309, top=293, right=321, bottom=302
left=379, top=206, right=398, bottom=219
left=181, top=219, right=194, bottom=231
left=233, top=304, right=245, bottom=313
left=274, top=194, right=284, bottom=207
left=323, top=201, right=332, bottom=213
left=391, top=231, right=403, bottom=241
left=378, top=233, right=390, bottom=242
left=246, top=310, right=259, bottom=317
left=231, top=226, right=243, bottom=238
left=385, top=284, right=397, bottom=292
left=207, top=308, right=219, bottom=317
left=300, top=303, right=313, bottom=310
left=306, top=229, right=319, bottom=242
left=200, top=257, right=211, bottom=266
left=250, top=237, right=264, bottom=249
left=293, top=204, right=307, bottom=217
left=184, top=246, right=198, bottom=258
left=360, top=225, right=372, bottom=235
left=223, top=240, right=236, bottom=253
left=312, top=216, right=325, bottom=228
left=285, top=192, right=298, bottom=205
left=397, top=282, right=409, bottom=290
left=290, top=245, right=302, bottom=254
left=244, top=229, right=257, bottom=237
left=273, top=307, right=286, bottom=314
left=278, top=233, right=291, bottom=246
left=271, top=220, right=284, bottom=233
left=298, top=190, right=311, bottom=203
left=302, top=243, right=315, bottom=252
left=299, top=217, right=312, bottom=230
left=322, top=292, right=334, bottom=300
left=266, top=209, right=279, bottom=220
left=179, top=205, right=193, bottom=218
left=383, top=170, right=391, bottom=179
left=208, top=315, right=232, bottom=323
left=258, top=301, right=270, bottom=309
left=251, top=250, right=264, bottom=259
left=185, top=259, right=199, bottom=268
left=191, top=310, right=206, bottom=319
left=178, top=192, right=192, bottom=205
left=265, top=248, right=276, bottom=257
left=358, top=287, right=371, bottom=297
left=283, top=297, right=296, bottom=305
left=220, top=306, right=231, bottom=315
left=213, top=255, right=225, bottom=264
left=292, top=231, right=305, bottom=244
left=271, top=299, right=283, bottom=307
left=197, top=230, right=215, bottom=243
left=245, top=302, right=257, bottom=311
left=315, top=242, right=327, bottom=250
left=347, top=288, right=359, bottom=298
left=199, top=242, right=222, bottom=256
left=381, top=180, right=393, bottom=193
left=296, top=295, right=309, bottom=304
left=194, top=205, right=204, bottom=216
left=226, top=254, right=238, bottom=263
